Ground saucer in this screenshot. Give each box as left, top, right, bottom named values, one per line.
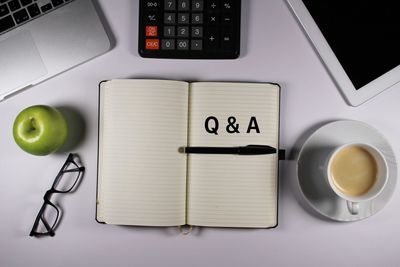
left=297, top=120, right=397, bottom=221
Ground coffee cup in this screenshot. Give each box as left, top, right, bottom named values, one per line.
left=325, top=143, right=388, bottom=215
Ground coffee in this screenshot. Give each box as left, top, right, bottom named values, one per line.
left=330, top=145, right=377, bottom=197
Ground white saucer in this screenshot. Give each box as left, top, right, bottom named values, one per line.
left=297, top=120, right=397, bottom=221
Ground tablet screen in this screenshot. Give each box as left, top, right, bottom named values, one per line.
left=303, top=1, right=400, bottom=89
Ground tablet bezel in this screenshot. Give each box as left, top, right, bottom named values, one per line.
left=287, top=0, right=400, bottom=106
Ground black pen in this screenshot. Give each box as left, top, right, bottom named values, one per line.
left=184, top=145, right=277, bottom=155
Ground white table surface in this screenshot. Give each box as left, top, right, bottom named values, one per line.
left=1, top=1, right=400, bottom=266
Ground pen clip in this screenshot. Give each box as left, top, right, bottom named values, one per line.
left=247, top=145, right=285, bottom=159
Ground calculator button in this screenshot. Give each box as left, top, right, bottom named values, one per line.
left=221, top=13, right=232, bottom=24
left=145, top=12, right=158, bottom=24
left=177, top=13, right=189, bottom=24
left=164, top=26, right=175, bottom=37
left=145, top=39, right=160, bottom=50
left=146, top=26, right=158, bottom=37
left=221, top=28, right=233, bottom=49
left=207, top=0, right=219, bottom=10
left=177, top=39, right=189, bottom=50
left=144, top=0, right=160, bottom=9
left=177, top=0, right=189, bottom=11
left=164, top=13, right=176, bottom=24
left=205, top=28, right=219, bottom=48
left=177, top=26, right=189, bottom=37
left=191, top=40, right=203, bottom=50
left=206, top=13, right=219, bottom=24
left=161, top=39, right=175, bottom=50
left=192, top=26, right=203, bottom=37
left=192, top=13, right=203, bottom=24
left=164, top=0, right=175, bottom=10
left=221, top=0, right=233, bottom=11
left=192, top=0, right=204, bottom=11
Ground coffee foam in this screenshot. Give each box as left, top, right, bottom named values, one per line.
left=330, top=146, right=377, bottom=197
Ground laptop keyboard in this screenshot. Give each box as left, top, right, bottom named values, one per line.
left=0, top=0, right=73, bottom=35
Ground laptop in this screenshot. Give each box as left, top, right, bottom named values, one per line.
left=0, top=0, right=111, bottom=101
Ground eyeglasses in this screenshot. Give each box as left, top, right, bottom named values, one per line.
left=30, top=153, right=85, bottom=237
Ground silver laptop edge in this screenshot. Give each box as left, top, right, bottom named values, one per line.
left=0, top=0, right=111, bottom=101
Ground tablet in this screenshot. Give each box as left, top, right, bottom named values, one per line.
left=287, top=0, right=400, bottom=106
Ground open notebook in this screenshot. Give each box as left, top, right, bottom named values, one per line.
left=96, top=79, right=281, bottom=228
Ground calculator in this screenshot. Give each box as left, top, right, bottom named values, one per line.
left=139, top=0, right=241, bottom=59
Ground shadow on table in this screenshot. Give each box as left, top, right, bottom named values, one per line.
left=56, top=106, right=87, bottom=153
left=282, top=119, right=340, bottom=222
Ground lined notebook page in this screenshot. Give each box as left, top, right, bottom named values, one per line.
left=97, top=79, right=188, bottom=226
left=187, top=82, right=280, bottom=228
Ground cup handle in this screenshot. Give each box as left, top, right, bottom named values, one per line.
left=347, top=201, right=360, bottom=215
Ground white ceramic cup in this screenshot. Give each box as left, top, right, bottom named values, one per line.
left=325, top=143, right=388, bottom=215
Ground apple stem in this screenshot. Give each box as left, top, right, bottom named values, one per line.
left=30, top=117, right=36, bottom=131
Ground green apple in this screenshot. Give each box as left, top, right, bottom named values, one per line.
left=13, top=105, right=68, bottom=156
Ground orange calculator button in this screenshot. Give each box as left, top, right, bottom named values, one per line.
left=146, top=26, right=158, bottom=37
left=145, top=39, right=160, bottom=50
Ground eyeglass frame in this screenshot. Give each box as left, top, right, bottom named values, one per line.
left=29, top=153, right=85, bottom=237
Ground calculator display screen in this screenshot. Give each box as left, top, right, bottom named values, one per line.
left=303, top=1, right=400, bottom=89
